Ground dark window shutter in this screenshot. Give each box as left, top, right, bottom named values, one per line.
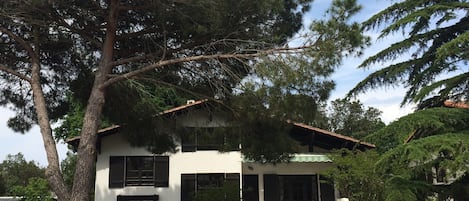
left=181, top=174, right=196, bottom=201
left=263, top=174, right=280, bottom=201
left=154, top=156, right=169, bottom=187
left=109, top=156, right=125, bottom=188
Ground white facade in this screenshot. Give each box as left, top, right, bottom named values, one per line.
left=94, top=131, right=336, bottom=201
left=95, top=132, right=243, bottom=201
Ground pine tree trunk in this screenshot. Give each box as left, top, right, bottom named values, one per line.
left=31, top=61, right=71, bottom=201
left=70, top=1, right=119, bottom=200
left=29, top=25, right=71, bottom=201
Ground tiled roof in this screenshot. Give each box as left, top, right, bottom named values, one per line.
left=444, top=100, right=469, bottom=109
left=65, top=124, right=121, bottom=143
left=160, top=99, right=209, bottom=115
left=290, top=122, right=376, bottom=148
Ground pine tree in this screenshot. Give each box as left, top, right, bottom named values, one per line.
left=348, top=0, right=469, bottom=105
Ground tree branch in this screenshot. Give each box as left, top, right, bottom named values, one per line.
left=102, top=45, right=312, bottom=89
left=0, top=64, right=32, bottom=83
left=50, top=11, right=103, bottom=49
left=0, top=27, right=39, bottom=62
left=109, top=50, right=164, bottom=67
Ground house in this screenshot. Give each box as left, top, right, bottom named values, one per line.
left=67, top=100, right=375, bottom=201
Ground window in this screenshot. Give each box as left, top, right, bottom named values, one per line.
left=117, top=195, right=159, bottom=201
left=432, top=164, right=447, bottom=184
left=181, top=173, right=240, bottom=201
left=109, top=156, right=169, bottom=188
left=264, top=174, right=319, bottom=201
left=126, top=156, right=154, bottom=186
left=242, top=175, right=259, bottom=201
left=181, top=127, right=239, bottom=152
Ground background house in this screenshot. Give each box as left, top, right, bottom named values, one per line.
left=67, top=100, right=374, bottom=201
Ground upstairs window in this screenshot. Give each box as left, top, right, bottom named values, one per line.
left=109, top=156, right=169, bottom=188
left=181, top=127, right=239, bottom=152
left=126, top=156, right=155, bottom=186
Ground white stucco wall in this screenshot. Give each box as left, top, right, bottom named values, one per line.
left=94, top=132, right=242, bottom=201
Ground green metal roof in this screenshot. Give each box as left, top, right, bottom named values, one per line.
left=243, top=154, right=332, bottom=163
left=290, top=154, right=332, bottom=162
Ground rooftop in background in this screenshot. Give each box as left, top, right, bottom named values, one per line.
left=444, top=100, right=469, bottom=109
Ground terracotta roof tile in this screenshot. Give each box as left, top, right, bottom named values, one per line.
left=444, top=100, right=469, bottom=109
left=290, top=121, right=376, bottom=148
left=160, top=99, right=209, bottom=115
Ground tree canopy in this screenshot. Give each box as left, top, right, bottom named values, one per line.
left=0, top=153, right=46, bottom=196
left=372, top=107, right=469, bottom=201
left=326, top=107, right=469, bottom=201
left=323, top=98, right=385, bottom=140
left=0, top=0, right=369, bottom=200
left=348, top=0, right=469, bottom=105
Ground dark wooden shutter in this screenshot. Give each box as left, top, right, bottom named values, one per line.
left=109, top=156, right=125, bottom=188
left=154, top=156, right=169, bottom=187
left=263, top=174, right=280, bottom=201
left=181, top=174, right=196, bottom=201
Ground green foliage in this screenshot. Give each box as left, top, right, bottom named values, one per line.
left=60, top=152, right=77, bottom=189
left=107, top=81, right=188, bottom=154
left=0, top=153, right=46, bottom=195
left=349, top=0, right=469, bottom=105
left=53, top=97, right=87, bottom=141
left=377, top=133, right=469, bottom=179
left=326, top=98, right=385, bottom=140
left=383, top=176, right=430, bottom=201
left=323, top=149, right=385, bottom=201
left=366, top=107, right=469, bottom=152
left=11, top=177, right=54, bottom=201
left=0, top=174, right=5, bottom=195
left=328, top=106, right=469, bottom=201
left=368, top=107, right=469, bottom=200
left=228, top=94, right=298, bottom=163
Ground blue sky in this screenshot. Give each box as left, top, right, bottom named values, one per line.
left=0, top=0, right=415, bottom=166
